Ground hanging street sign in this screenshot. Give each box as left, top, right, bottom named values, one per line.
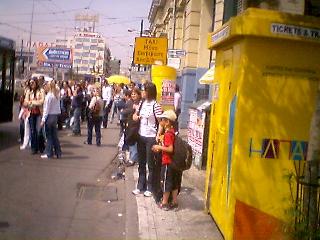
left=134, top=37, right=168, bottom=65
left=43, top=48, right=71, bottom=61
left=37, top=46, right=73, bottom=69
left=168, top=49, right=186, bottom=58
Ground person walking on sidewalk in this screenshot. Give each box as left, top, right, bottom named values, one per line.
left=40, top=80, right=62, bottom=159
left=101, top=80, right=113, bottom=128
left=152, top=110, right=181, bottom=210
left=85, top=87, right=104, bottom=146
left=69, top=83, right=83, bottom=136
left=132, top=82, right=163, bottom=199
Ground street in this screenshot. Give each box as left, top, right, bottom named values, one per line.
left=0, top=118, right=127, bottom=240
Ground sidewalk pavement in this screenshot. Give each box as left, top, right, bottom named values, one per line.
left=123, top=128, right=224, bottom=240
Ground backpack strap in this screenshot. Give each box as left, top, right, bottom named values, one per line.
left=137, top=99, right=144, bottom=114
left=153, top=102, right=159, bottom=130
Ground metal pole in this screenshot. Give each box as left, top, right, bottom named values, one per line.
left=172, top=0, right=177, bottom=49
left=27, top=0, right=35, bottom=77
left=138, top=19, right=143, bottom=71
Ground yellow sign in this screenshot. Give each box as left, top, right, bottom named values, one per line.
left=134, top=37, right=168, bottom=65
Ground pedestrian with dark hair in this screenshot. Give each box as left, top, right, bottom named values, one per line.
left=85, top=87, right=104, bottom=146
left=24, top=77, right=45, bottom=154
left=124, top=87, right=142, bottom=166
left=69, top=83, right=83, bottom=136
left=132, top=82, right=163, bottom=202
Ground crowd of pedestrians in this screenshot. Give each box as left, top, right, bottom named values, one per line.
left=17, top=76, right=183, bottom=211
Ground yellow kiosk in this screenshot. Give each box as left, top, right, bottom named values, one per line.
left=205, top=8, right=320, bottom=240
left=151, top=65, right=176, bottom=110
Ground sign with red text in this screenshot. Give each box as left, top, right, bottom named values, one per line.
left=134, top=37, right=168, bottom=65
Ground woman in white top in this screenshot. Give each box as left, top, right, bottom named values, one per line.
left=132, top=82, right=163, bottom=200
left=40, top=80, right=62, bottom=159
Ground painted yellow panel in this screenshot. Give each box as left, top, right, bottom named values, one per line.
left=205, top=8, right=320, bottom=240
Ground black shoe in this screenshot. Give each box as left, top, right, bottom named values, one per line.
left=31, top=151, right=38, bottom=155
left=56, top=154, right=62, bottom=159
left=83, top=141, right=92, bottom=145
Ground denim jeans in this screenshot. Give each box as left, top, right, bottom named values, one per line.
left=136, top=136, right=157, bottom=192
left=29, top=114, right=41, bottom=153
left=102, top=100, right=111, bottom=128
left=129, top=143, right=138, bottom=163
left=87, top=116, right=102, bottom=145
left=44, top=114, right=61, bottom=157
left=72, top=107, right=81, bottom=134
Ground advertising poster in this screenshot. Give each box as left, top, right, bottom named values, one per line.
left=187, top=108, right=206, bottom=157
left=161, top=80, right=175, bottom=106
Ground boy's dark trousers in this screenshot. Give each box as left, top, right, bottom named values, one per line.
left=152, top=152, right=163, bottom=203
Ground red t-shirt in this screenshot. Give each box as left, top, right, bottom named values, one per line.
left=162, top=128, right=175, bottom=165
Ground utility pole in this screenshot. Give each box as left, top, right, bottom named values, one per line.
left=172, top=0, right=177, bottom=49
left=27, top=0, right=35, bottom=77
left=138, top=19, right=143, bottom=71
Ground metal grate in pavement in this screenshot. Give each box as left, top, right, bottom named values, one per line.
left=76, top=183, right=118, bottom=202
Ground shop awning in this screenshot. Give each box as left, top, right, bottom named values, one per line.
left=199, top=66, right=215, bottom=85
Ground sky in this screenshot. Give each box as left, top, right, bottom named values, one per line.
left=0, top=0, right=151, bottom=71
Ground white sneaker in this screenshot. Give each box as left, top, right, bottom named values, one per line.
left=132, top=189, right=141, bottom=195
left=143, top=191, right=152, bottom=197
left=20, top=145, right=26, bottom=150
left=40, top=154, right=49, bottom=159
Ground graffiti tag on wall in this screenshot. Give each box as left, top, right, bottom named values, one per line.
left=249, top=138, right=308, bottom=160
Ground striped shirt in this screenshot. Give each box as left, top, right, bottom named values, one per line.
left=139, top=100, right=163, bottom=137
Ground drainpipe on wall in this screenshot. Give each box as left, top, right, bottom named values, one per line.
left=172, top=0, right=177, bottom=49
left=209, top=0, right=216, bottom=67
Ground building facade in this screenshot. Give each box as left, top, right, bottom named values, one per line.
left=148, top=0, right=320, bottom=128
left=149, top=0, right=223, bottom=128
left=72, top=31, right=110, bottom=76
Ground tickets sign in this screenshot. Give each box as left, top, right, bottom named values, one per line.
left=134, top=37, right=168, bottom=65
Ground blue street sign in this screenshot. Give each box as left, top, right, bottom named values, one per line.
left=44, top=48, right=71, bottom=61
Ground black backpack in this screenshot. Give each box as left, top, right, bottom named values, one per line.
left=169, top=132, right=193, bottom=171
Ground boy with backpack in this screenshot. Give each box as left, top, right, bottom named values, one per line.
left=151, top=109, right=182, bottom=211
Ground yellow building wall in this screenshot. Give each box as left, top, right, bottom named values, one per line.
left=206, top=8, right=320, bottom=240
left=197, top=0, right=213, bottom=68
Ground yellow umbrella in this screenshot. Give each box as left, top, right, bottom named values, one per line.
left=107, top=75, right=130, bottom=85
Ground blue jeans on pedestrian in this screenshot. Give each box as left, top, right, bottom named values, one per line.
left=87, top=116, right=102, bottom=145
left=29, top=114, right=40, bottom=154
left=136, top=136, right=157, bottom=192
left=102, top=100, right=111, bottom=128
left=44, top=114, right=61, bottom=158
left=72, top=107, right=81, bottom=134
left=129, top=143, right=138, bottom=163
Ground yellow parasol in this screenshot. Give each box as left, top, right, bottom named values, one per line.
left=107, top=75, right=131, bottom=85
